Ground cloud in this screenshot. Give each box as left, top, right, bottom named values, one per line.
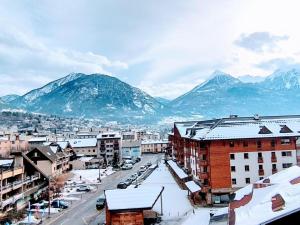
left=256, top=58, right=298, bottom=71
left=235, top=32, right=289, bottom=52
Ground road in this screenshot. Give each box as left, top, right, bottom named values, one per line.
left=44, top=154, right=162, bottom=225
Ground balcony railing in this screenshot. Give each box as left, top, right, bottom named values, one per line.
left=259, top=169, right=264, bottom=176
left=271, top=157, right=277, bottom=163
left=199, top=172, right=209, bottom=179
left=1, top=173, right=40, bottom=193
left=199, top=160, right=208, bottom=166
left=258, top=157, right=264, bottom=163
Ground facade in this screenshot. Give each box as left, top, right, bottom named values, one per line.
left=141, top=140, right=168, bottom=153
left=97, top=133, right=121, bottom=165
left=69, top=138, right=98, bottom=157
left=0, top=135, right=29, bottom=157
left=169, top=115, right=300, bottom=205
left=121, top=140, right=141, bottom=159
left=26, top=146, right=71, bottom=177
left=0, top=154, right=47, bottom=219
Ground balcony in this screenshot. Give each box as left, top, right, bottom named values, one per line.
left=272, top=168, right=278, bottom=174
left=1, top=167, right=24, bottom=179
left=259, top=169, right=265, bottom=176
left=199, top=160, right=208, bottom=166
left=0, top=196, right=14, bottom=209
left=199, top=172, right=209, bottom=179
left=271, top=157, right=277, bottom=163
left=258, top=157, right=264, bottom=163
left=1, top=174, right=40, bottom=194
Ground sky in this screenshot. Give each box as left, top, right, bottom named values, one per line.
left=1, top=0, right=300, bottom=99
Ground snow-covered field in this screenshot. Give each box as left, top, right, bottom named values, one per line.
left=141, top=163, right=193, bottom=220
left=71, top=167, right=115, bottom=184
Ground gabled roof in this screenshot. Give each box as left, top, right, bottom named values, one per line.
left=175, top=115, right=300, bottom=140
left=68, top=138, right=97, bottom=148
left=28, top=146, right=58, bottom=162
left=105, top=186, right=164, bottom=211
left=231, top=166, right=300, bottom=225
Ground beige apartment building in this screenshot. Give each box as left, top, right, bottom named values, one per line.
left=141, top=140, right=168, bottom=153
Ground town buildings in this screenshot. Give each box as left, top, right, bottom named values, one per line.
left=0, top=153, right=48, bottom=219
left=97, top=132, right=121, bottom=165
left=169, top=115, right=300, bottom=205
left=121, top=140, right=141, bottom=159
left=141, top=140, right=168, bottom=154
left=69, top=138, right=98, bottom=157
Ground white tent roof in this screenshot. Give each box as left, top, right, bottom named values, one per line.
left=167, top=160, right=188, bottom=179
left=185, top=181, right=201, bottom=193
left=105, top=186, right=164, bottom=211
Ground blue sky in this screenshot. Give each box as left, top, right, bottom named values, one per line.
left=1, top=0, right=300, bottom=99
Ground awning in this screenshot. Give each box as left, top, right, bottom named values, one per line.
left=185, top=181, right=201, bottom=193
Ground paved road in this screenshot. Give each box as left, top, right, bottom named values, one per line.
left=43, top=154, right=162, bottom=225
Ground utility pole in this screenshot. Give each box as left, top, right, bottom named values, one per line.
left=98, top=157, right=101, bottom=183
left=48, top=176, right=52, bottom=217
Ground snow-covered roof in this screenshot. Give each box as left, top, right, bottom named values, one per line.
left=167, top=160, right=188, bottom=179
left=97, top=132, right=121, bottom=139
left=57, top=141, right=69, bottom=149
left=105, top=186, right=164, bottom=211
left=185, top=181, right=201, bottom=193
left=0, top=159, right=13, bottom=166
left=232, top=166, right=300, bottom=225
left=79, top=157, right=94, bottom=162
left=68, top=138, right=97, bottom=148
left=28, top=137, right=47, bottom=142
left=175, top=115, right=300, bottom=140
left=141, top=140, right=168, bottom=145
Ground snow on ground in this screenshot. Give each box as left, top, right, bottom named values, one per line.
left=181, top=208, right=210, bottom=225
left=141, top=163, right=193, bottom=220
left=71, top=167, right=115, bottom=184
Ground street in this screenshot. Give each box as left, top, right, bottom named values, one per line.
left=44, top=154, right=162, bottom=225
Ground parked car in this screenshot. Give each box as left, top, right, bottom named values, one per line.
left=117, top=182, right=127, bottom=189
left=124, top=178, right=133, bottom=186
left=30, top=200, right=49, bottom=210
left=121, top=163, right=133, bottom=170
left=96, top=194, right=106, bottom=210
left=130, top=173, right=138, bottom=180
left=51, top=200, right=69, bottom=209
left=139, top=165, right=147, bottom=173
left=146, top=162, right=152, bottom=167
left=76, top=185, right=91, bottom=192
left=124, top=159, right=135, bottom=165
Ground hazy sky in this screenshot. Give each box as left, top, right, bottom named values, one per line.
left=1, top=0, right=300, bottom=99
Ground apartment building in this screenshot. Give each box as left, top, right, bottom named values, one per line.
left=26, top=145, right=71, bottom=177
left=169, top=115, right=300, bottom=205
left=141, top=140, right=168, bottom=153
left=69, top=138, right=98, bottom=157
left=0, top=154, right=47, bottom=219
left=97, top=133, right=121, bottom=165
left=0, top=134, right=28, bottom=157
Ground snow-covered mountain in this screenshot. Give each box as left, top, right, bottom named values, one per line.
left=238, top=75, right=265, bottom=83
left=262, top=68, right=300, bottom=90
left=170, top=69, right=300, bottom=118
left=11, top=73, right=165, bottom=123
left=1, top=94, right=20, bottom=103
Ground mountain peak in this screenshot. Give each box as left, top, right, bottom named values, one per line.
left=264, top=67, right=300, bottom=89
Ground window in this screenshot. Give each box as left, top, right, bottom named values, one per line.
left=257, top=140, right=262, bottom=148
left=230, top=154, right=235, bottom=160
left=202, top=155, right=207, bottom=160
left=271, top=140, right=275, bottom=147
left=229, top=141, right=234, bottom=147
left=281, top=138, right=291, bottom=145
left=231, top=166, right=236, bottom=172
left=232, top=178, right=236, bottom=185
left=259, top=177, right=264, bottom=180
left=259, top=165, right=263, bottom=170
left=271, top=152, right=276, bottom=157
left=245, top=178, right=251, bottom=184
left=243, top=141, right=248, bottom=147
left=283, top=163, right=293, bottom=168
left=282, top=151, right=292, bottom=157
left=272, top=164, right=277, bottom=170
left=244, top=153, right=249, bottom=159
left=258, top=152, right=262, bottom=158
left=245, top=165, right=250, bottom=171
